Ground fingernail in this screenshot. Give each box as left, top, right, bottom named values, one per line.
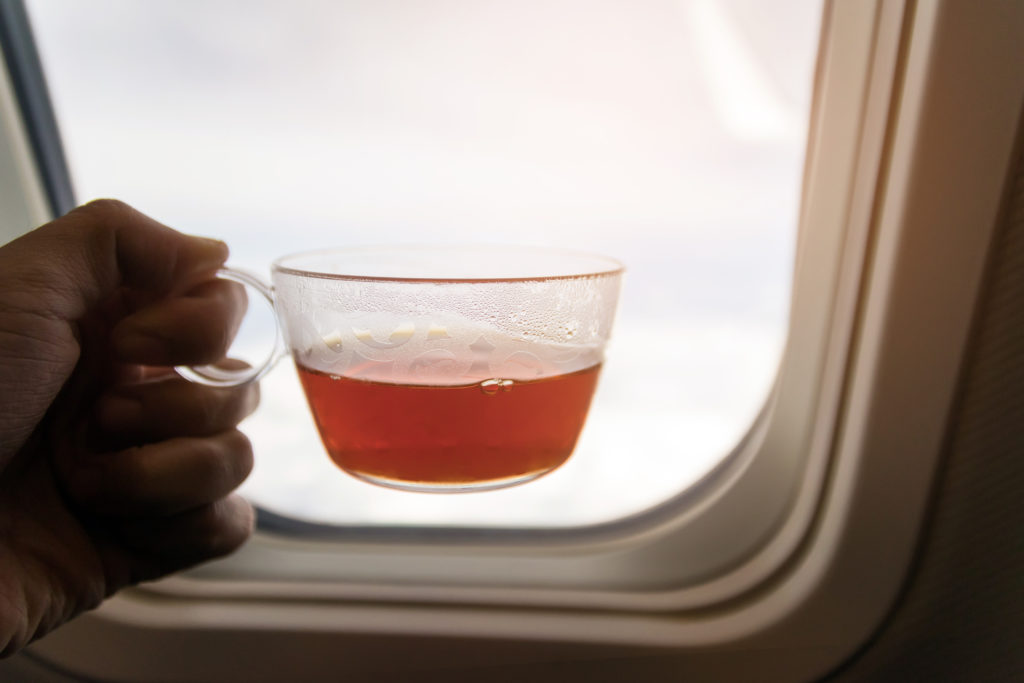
left=96, top=394, right=142, bottom=430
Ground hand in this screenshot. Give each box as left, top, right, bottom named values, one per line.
left=0, top=200, right=258, bottom=656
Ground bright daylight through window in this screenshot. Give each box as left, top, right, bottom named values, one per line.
left=27, top=0, right=821, bottom=527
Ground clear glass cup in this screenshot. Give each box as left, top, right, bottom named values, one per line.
left=178, top=245, right=623, bottom=493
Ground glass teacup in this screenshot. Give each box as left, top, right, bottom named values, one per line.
left=179, top=245, right=623, bottom=493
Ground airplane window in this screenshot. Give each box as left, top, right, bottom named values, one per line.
left=26, top=0, right=821, bottom=528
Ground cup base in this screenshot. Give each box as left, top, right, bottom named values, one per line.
left=343, top=468, right=554, bottom=493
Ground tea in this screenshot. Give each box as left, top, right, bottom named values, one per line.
left=296, top=362, right=602, bottom=490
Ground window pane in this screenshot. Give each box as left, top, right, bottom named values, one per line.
left=27, top=0, right=820, bottom=527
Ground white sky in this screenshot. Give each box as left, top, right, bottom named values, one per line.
left=27, top=0, right=821, bottom=527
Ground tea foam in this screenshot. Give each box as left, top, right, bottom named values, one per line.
left=294, top=315, right=602, bottom=386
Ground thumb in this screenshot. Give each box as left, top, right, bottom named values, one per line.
left=0, top=200, right=229, bottom=461
left=0, top=199, right=228, bottom=322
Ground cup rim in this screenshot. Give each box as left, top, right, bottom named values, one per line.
left=271, top=244, right=625, bottom=283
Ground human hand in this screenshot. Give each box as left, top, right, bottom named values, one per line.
left=0, top=200, right=258, bottom=656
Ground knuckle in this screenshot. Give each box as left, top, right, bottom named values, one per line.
left=244, top=382, right=261, bottom=417
left=228, top=280, right=249, bottom=310
left=69, top=200, right=123, bottom=259
left=208, top=277, right=246, bottom=307
left=191, top=318, right=234, bottom=361
left=210, top=321, right=236, bottom=357
left=222, top=281, right=249, bottom=321
left=220, top=383, right=259, bottom=425
left=192, top=390, right=222, bottom=431
left=194, top=386, right=228, bottom=430
left=197, top=430, right=253, bottom=486
left=74, top=199, right=132, bottom=232
left=113, top=446, right=157, bottom=496
left=197, top=498, right=253, bottom=556
left=168, top=326, right=228, bottom=366
left=79, top=197, right=131, bottom=217
left=224, top=430, right=255, bottom=481
left=191, top=438, right=232, bottom=484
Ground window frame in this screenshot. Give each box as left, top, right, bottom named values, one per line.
left=155, top=0, right=889, bottom=604
left=8, top=0, right=1022, bottom=679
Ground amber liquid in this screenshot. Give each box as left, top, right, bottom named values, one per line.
left=296, top=363, right=601, bottom=490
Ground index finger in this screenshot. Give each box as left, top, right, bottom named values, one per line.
left=0, top=199, right=229, bottom=321
left=112, top=278, right=247, bottom=366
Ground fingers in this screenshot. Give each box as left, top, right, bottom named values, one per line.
left=67, top=430, right=254, bottom=517
left=120, top=495, right=255, bottom=579
left=59, top=374, right=258, bottom=579
left=111, top=278, right=248, bottom=366
left=96, top=373, right=259, bottom=443
left=0, top=199, right=228, bottom=321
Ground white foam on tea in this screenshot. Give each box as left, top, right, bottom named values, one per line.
left=294, top=316, right=602, bottom=386
left=272, top=265, right=620, bottom=386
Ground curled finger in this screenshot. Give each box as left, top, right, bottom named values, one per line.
left=111, top=278, right=247, bottom=366
left=96, top=372, right=260, bottom=443
left=66, top=430, right=254, bottom=517
left=117, top=494, right=255, bottom=575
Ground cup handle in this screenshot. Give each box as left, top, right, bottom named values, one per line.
left=174, top=266, right=286, bottom=387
